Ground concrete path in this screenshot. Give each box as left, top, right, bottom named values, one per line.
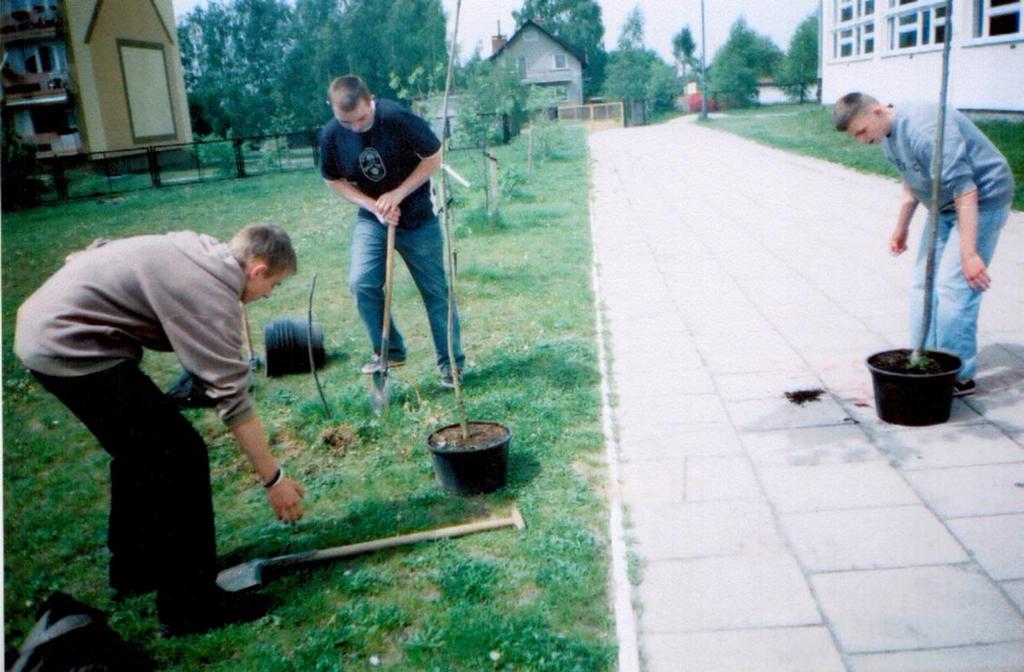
left=588, top=117, right=1024, bottom=672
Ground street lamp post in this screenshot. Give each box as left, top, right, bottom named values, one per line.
left=700, top=0, right=708, bottom=120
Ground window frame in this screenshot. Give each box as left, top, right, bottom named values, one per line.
left=553, top=52, right=568, bottom=69
left=974, top=0, right=1023, bottom=39
left=832, top=0, right=877, bottom=60
left=884, top=0, right=948, bottom=53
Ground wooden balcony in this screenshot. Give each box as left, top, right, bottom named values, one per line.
left=2, top=67, right=67, bottom=103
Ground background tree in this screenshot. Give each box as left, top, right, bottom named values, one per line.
left=671, top=25, right=696, bottom=82
left=178, top=0, right=447, bottom=136
left=708, top=17, right=783, bottom=109
left=512, top=0, right=607, bottom=98
left=603, top=7, right=679, bottom=123
left=780, top=12, right=819, bottom=103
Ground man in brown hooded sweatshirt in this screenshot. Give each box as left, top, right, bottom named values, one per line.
left=14, top=224, right=305, bottom=636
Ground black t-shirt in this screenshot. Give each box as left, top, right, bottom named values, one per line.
left=319, top=99, right=441, bottom=228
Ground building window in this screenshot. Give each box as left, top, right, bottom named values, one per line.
left=553, top=52, right=567, bottom=69
left=516, top=55, right=526, bottom=78
left=117, top=40, right=177, bottom=142
left=887, top=0, right=947, bottom=50
left=833, top=0, right=876, bottom=58
left=976, top=0, right=1022, bottom=37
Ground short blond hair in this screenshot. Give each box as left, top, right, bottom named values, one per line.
left=230, top=224, right=296, bottom=275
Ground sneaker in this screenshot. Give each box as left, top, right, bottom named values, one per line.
left=440, top=368, right=463, bottom=389
left=158, top=588, right=271, bottom=637
left=360, top=354, right=406, bottom=374
left=953, top=379, right=976, bottom=397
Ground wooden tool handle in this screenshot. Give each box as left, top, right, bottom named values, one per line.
left=265, top=507, right=525, bottom=570
left=380, top=222, right=397, bottom=357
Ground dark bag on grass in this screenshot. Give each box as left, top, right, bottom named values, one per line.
left=9, top=592, right=154, bottom=672
left=165, top=369, right=217, bottom=408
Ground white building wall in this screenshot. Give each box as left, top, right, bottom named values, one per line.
left=822, top=0, right=1024, bottom=112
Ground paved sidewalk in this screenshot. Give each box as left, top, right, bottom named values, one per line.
left=589, top=117, right=1024, bottom=672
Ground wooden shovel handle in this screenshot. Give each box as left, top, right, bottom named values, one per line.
left=265, top=507, right=526, bottom=571
left=379, top=222, right=397, bottom=360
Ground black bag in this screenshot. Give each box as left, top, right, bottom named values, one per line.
left=8, top=592, right=154, bottom=672
left=165, top=370, right=217, bottom=408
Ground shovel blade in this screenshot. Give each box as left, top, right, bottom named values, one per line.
left=216, top=560, right=264, bottom=593
left=369, top=370, right=390, bottom=414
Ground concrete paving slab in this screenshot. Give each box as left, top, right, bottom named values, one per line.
left=758, top=462, right=920, bottom=513
left=644, top=627, right=845, bottom=672
left=812, top=565, right=1024, bottom=652
left=640, top=555, right=820, bottom=632
left=1005, top=579, right=1024, bottom=612
left=685, top=456, right=761, bottom=501
left=844, top=397, right=987, bottom=433
left=904, top=463, right=1024, bottom=518
left=848, top=642, right=1024, bottom=672
left=780, top=505, right=967, bottom=572
left=617, top=393, right=730, bottom=426
left=612, top=365, right=717, bottom=396
left=965, top=389, right=1024, bottom=433
left=947, top=514, right=1024, bottom=580
left=619, top=459, right=685, bottom=505
left=875, top=423, right=1024, bottom=470
left=713, top=370, right=825, bottom=402
left=618, top=422, right=744, bottom=461
left=630, top=500, right=784, bottom=560
left=740, top=425, right=883, bottom=467
left=726, top=395, right=854, bottom=432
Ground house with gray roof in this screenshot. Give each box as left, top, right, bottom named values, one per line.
left=489, top=20, right=585, bottom=105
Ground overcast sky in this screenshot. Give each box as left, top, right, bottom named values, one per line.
left=170, top=0, right=819, bottom=63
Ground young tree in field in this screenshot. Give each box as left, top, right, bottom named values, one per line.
left=604, top=8, right=679, bottom=121
left=672, top=25, right=696, bottom=81
left=512, top=0, right=607, bottom=97
left=709, top=17, right=783, bottom=109
left=780, top=12, right=819, bottom=103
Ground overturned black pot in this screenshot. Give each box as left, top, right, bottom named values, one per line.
left=866, top=348, right=962, bottom=426
left=427, top=421, right=511, bottom=495
left=265, top=318, right=326, bottom=377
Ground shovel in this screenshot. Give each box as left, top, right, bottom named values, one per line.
left=216, top=506, right=526, bottom=592
left=369, top=221, right=397, bottom=414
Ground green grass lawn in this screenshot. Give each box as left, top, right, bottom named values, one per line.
left=703, top=103, right=1024, bottom=210
left=3, top=125, right=616, bottom=670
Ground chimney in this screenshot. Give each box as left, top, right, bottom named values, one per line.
left=491, top=20, right=507, bottom=54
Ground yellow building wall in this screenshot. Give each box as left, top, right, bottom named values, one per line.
left=65, top=0, right=192, bottom=152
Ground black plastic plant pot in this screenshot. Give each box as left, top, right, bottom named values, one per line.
left=265, top=318, right=326, bottom=377
left=866, top=349, right=962, bottom=426
left=426, top=421, right=511, bottom=495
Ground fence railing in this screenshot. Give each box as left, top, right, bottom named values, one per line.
left=557, top=102, right=625, bottom=130
left=36, top=130, right=321, bottom=204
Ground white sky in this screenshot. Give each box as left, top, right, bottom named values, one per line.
left=170, top=0, right=819, bottom=63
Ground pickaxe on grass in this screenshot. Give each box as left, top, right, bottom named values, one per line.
left=216, top=506, right=526, bottom=592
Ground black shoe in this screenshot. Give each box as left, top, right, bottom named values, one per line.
left=953, top=379, right=976, bottom=397
left=158, top=588, right=271, bottom=637
left=440, top=367, right=463, bottom=389
left=360, top=354, right=406, bottom=374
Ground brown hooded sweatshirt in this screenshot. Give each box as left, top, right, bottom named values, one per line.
left=14, top=231, right=254, bottom=427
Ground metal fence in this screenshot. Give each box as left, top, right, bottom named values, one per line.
left=35, top=130, right=321, bottom=204
left=557, top=102, right=625, bottom=130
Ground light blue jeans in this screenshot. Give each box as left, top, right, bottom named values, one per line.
left=909, top=205, right=1009, bottom=382
left=348, top=216, right=464, bottom=372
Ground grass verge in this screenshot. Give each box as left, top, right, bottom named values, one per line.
left=703, top=103, right=1024, bottom=210
left=2, top=124, right=615, bottom=670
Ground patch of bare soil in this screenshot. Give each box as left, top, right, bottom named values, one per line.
left=784, top=388, right=825, bottom=405
left=319, top=424, right=358, bottom=456
left=429, top=422, right=509, bottom=452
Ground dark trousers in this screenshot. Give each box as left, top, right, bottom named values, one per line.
left=32, top=362, right=218, bottom=601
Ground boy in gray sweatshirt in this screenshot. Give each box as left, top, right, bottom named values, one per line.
left=14, top=224, right=305, bottom=636
left=833, top=92, right=1014, bottom=396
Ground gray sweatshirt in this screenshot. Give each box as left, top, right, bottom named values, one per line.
left=14, top=231, right=254, bottom=427
left=883, top=102, right=1014, bottom=212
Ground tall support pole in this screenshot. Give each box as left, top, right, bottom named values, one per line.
left=913, top=0, right=954, bottom=365
left=700, top=0, right=708, bottom=120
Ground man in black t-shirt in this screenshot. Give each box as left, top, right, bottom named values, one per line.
left=320, top=75, right=464, bottom=387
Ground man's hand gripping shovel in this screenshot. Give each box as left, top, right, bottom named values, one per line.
left=369, top=220, right=397, bottom=415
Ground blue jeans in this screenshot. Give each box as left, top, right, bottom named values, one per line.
left=909, top=205, right=1008, bottom=382
left=349, top=216, right=464, bottom=371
